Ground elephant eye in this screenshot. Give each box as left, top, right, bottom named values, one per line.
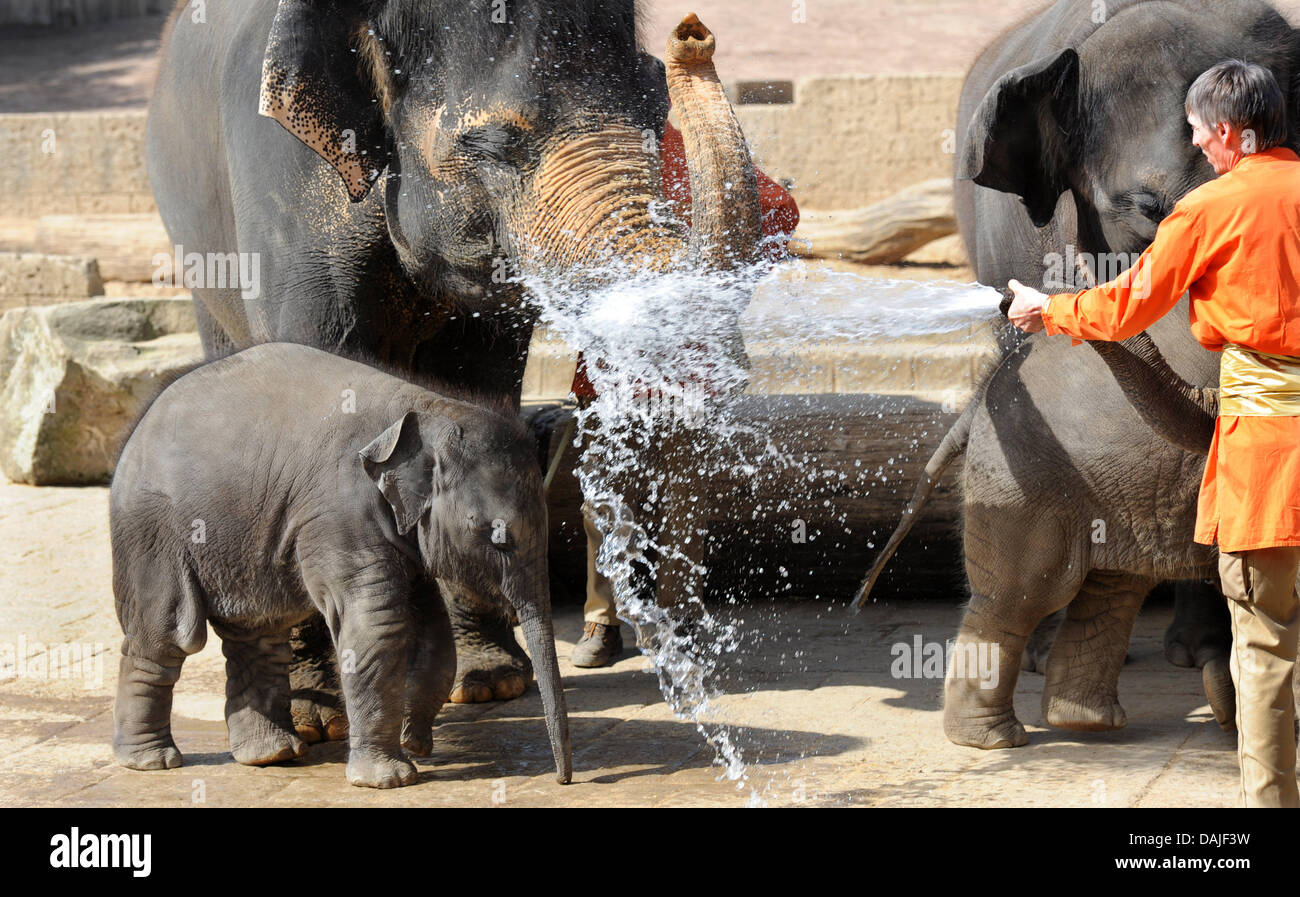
left=1125, top=190, right=1167, bottom=222
left=459, top=124, right=529, bottom=167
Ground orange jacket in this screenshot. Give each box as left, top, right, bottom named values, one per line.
left=571, top=122, right=799, bottom=400
left=1042, top=146, right=1300, bottom=551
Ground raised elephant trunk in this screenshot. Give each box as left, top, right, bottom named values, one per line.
left=663, top=13, right=762, bottom=271
left=516, top=14, right=762, bottom=277
left=504, top=576, right=572, bottom=784
left=1087, top=332, right=1218, bottom=455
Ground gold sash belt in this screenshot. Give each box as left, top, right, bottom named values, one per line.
left=1219, top=343, right=1300, bottom=416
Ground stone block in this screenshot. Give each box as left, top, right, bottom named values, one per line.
left=0, top=252, right=103, bottom=312
left=0, top=296, right=201, bottom=484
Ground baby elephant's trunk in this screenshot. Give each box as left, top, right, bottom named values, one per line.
left=508, top=584, right=572, bottom=784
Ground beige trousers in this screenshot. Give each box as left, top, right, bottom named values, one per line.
left=1218, top=546, right=1300, bottom=807
left=582, top=505, right=620, bottom=626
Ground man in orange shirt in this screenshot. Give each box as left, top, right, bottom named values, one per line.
left=1007, top=60, right=1300, bottom=807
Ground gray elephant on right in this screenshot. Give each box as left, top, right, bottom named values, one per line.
left=857, top=0, right=1300, bottom=748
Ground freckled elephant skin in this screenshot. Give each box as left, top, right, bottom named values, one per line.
left=862, top=0, right=1300, bottom=748
left=110, top=343, right=568, bottom=786
left=145, top=1, right=761, bottom=726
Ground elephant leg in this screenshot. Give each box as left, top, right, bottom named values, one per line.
left=1021, top=609, right=1064, bottom=673
left=947, top=506, right=1085, bottom=749
left=113, top=570, right=207, bottom=771
left=944, top=591, right=1048, bottom=749
left=328, top=590, right=418, bottom=789
left=1165, top=579, right=1232, bottom=666
left=1162, top=579, right=1236, bottom=731
left=193, top=293, right=240, bottom=360
left=620, top=431, right=714, bottom=668
left=289, top=614, right=350, bottom=743
left=401, top=583, right=457, bottom=757
left=214, top=622, right=307, bottom=766
left=442, top=582, right=532, bottom=704
left=113, top=648, right=187, bottom=771
left=1042, top=571, right=1153, bottom=731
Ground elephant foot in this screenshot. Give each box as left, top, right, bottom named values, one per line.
left=943, top=709, right=1028, bottom=749
left=1044, top=693, right=1126, bottom=732
left=116, top=742, right=183, bottom=771
left=1163, top=626, right=1226, bottom=669
left=1164, top=638, right=1195, bottom=669
left=289, top=617, right=349, bottom=742
left=346, top=751, right=419, bottom=789
left=448, top=614, right=533, bottom=704
left=232, top=728, right=305, bottom=764
left=1164, top=582, right=1231, bottom=669
left=1202, top=656, right=1236, bottom=732
left=290, top=689, right=350, bottom=744
left=231, top=730, right=308, bottom=767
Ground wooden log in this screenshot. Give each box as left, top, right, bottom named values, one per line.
left=791, top=178, right=957, bottom=265
left=33, top=214, right=171, bottom=283
left=525, top=393, right=966, bottom=606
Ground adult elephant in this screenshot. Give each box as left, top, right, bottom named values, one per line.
left=855, top=0, right=1300, bottom=748
left=146, top=0, right=761, bottom=740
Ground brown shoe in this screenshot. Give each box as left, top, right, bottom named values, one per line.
left=571, top=622, right=624, bottom=668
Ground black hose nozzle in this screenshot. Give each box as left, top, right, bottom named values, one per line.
left=998, top=286, right=1015, bottom=318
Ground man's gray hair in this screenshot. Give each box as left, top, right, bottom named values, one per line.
left=1185, top=59, right=1287, bottom=152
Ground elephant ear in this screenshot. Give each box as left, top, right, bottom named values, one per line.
left=258, top=0, right=390, bottom=202
left=959, top=48, right=1080, bottom=227
left=360, top=412, right=432, bottom=535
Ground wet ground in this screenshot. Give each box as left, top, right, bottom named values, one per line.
left=0, top=482, right=1240, bottom=807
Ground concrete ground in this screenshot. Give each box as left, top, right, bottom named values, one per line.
left=0, top=482, right=1240, bottom=807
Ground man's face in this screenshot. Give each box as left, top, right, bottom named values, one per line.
left=1188, top=112, right=1237, bottom=175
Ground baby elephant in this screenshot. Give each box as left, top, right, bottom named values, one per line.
left=110, top=343, right=570, bottom=788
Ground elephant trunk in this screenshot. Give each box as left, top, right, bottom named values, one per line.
left=505, top=574, right=572, bottom=784
left=1088, top=332, right=1218, bottom=454
left=664, top=14, right=762, bottom=271
left=517, top=14, right=762, bottom=277
left=515, top=126, right=688, bottom=273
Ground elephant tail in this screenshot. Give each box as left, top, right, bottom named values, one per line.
left=850, top=398, right=974, bottom=612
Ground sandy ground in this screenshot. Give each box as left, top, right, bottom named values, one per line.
left=11, top=1, right=1300, bottom=113
left=0, top=482, right=1241, bottom=808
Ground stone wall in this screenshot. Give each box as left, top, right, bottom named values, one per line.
left=0, top=73, right=965, bottom=218
left=0, top=112, right=155, bottom=218
left=735, top=75, right=964, bottom=209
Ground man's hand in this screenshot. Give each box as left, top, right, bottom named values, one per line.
left=1007, top=279, right=1049, bottom=333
